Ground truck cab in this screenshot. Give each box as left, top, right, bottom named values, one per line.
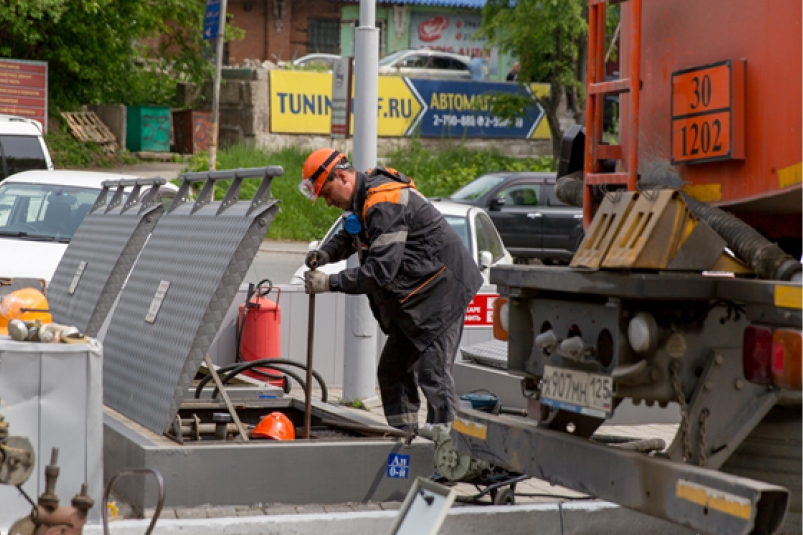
left=0, top=114, right=54, bottom=181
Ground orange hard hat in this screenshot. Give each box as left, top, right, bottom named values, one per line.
left=251, top=412, right=295, bottom=440
left=298, top=148, right=348, bottom=203
left=0, top=288, right=52, bottom=335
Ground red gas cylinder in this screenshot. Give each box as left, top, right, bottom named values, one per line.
left=238, top=285, right=283, bottom=387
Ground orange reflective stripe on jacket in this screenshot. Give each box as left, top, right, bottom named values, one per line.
left=362, top=181, right=414, bottom=222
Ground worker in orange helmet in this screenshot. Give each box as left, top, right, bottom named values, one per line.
left=299, top=148, right=483, bottom=435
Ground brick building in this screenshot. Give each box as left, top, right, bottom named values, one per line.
left=224, top=0, right=506, bottom=77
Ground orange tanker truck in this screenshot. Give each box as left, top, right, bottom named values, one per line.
left=451, top=1, right=801, bottom=534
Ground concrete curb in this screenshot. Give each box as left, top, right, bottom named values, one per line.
left=85, top=501, right=714, bottom=535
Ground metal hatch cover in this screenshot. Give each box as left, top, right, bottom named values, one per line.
left=48, top=178, right=167, bottom=337
left=101, top=167, right=281, bottom=434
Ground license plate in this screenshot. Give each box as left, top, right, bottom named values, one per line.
left=541, top=365, right=613, bottom=419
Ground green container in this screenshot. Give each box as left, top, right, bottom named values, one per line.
left=126, top=105, right=171, bottom=152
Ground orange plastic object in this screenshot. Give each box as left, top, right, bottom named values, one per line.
left=0, top=288, right=52, bottom=335
left=251, top=412, right=295, bottom=440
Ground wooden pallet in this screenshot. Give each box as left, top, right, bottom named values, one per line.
left=60, top=111, right=118, bottom=153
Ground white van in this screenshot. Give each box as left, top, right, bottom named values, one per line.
left=0, top=114, right=53, bottom=181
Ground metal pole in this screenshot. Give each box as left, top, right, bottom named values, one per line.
left=343, top=0, right=379, bottom=403
left=209, top=0, right=227, bottom=171
left=304, top=262, right=318, bottom=440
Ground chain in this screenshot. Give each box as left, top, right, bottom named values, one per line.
left=670, top=360, right=692, bottom=463
left=698, top=408, right=709, bottom=467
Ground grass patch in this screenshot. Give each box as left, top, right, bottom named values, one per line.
left=184, top=141, right=554, bottom=242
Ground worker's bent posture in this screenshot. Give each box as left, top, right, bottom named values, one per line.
left=299, top=148, right=483, bottom=433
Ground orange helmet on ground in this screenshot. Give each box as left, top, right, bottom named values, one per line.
left=251, top=412, right=295, bottom=440
left=298, top=148, right=348, bottom=203
left=0, top=288, right=51, bottom=335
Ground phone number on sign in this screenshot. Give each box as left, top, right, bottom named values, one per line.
left=432, top=114, right=524, bottom=129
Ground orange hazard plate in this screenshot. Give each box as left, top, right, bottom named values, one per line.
left=671, top=60, right=744, bottom=165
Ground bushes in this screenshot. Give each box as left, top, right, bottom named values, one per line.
left=187, top=141, right=554, bottom=242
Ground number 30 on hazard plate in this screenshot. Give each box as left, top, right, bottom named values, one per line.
left=540, top=365, right=613, bottom=420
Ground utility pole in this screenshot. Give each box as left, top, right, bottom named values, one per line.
left=209, top=0, right=227, bottom=170
left=342, top=0, right=380, bottom=403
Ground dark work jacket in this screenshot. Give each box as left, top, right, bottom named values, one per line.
left=323, top=167, right=483, bottom=352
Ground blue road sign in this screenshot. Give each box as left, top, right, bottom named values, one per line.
left=204, top=0, right=221, bottom=41
left=403, top=79, right=545, bottom=139
left=387, top=453, right=410, bottom=479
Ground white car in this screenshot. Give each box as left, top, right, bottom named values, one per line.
left=0, top=170, right=177, bottom=282
left=378, top=49, right=471, bottom=80
left=290, top=200, right=512, bottom=285
left=0, top=114, right=53, bottom=181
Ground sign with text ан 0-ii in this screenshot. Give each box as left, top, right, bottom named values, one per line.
left=671, top=60, right=744, bottom=165
left=0, top=59, right=48, bottom=132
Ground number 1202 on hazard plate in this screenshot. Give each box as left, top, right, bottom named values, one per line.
left=540, top=365, right=613, bottom=420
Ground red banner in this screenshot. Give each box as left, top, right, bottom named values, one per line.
left=464, top=293, right=499, bottom=327
left=0, top=59, right=48, bottom=132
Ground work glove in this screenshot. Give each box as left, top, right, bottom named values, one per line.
left=305, top=250, right=330, bottom=269
left=304, top=270, right=330, bottom=294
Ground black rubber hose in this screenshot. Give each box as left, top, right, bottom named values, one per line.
left=196, top=358, right=328, bottom=402
left=212, top=363, right=307, bottom=400
left=554, top=170, right=607, bottom=208
left=680, top=193, right=801, bottom=281
left=194, top=361, right=289, bottom=398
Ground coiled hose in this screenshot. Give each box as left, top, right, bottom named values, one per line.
left=554, top=172, right=802, bottom=281
left=194, top=358, right=328, bottom=402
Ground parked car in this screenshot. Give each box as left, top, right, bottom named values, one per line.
left=290, top=200, right=512, bottom=285
left=0, top=170, right=177, bottom=282
left=289, top=53, right=341, bottom=71
left=378, top=49, right=471, bottom=80
left=0, top=114, right=53, bottom=182
left=447, top=171, right=584, bottom=264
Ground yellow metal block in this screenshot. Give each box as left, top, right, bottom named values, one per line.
left=709, top=251, right=753, bottom=275
left=778, top=162, right=802, bottom=189
left=682, top=184, right=722, bottom=202
left=602, top=190, right=693, bottom=270
left=775, top=285, right=803, bottom=310
left=570, top=191, right=638, bottom=269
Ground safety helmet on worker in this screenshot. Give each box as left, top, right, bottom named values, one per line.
left=0, top=288, right=52, bottom=335
left=251, top=412, right=295, bottom=440
left=299, top=148, right=349, bottom=203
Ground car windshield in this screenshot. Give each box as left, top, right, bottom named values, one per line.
left=450, top=174, right=508, bottom=201
left=0, top=135, right=47, bottom=180
left=443, top=215, right=470, bottom=252
left=0, top=182, right=101, bottom=242
left=379, top=50, right=410, bottom=66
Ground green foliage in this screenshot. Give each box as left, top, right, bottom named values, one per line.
left=183, top=144, right=343, bottom=242
left=180, top=142, right=553, bottom=242
left=384, top=138, right=553, bottom=198
left=0, top=0, right=239, bottom=109
left=45, top=115, right=138, bottom=168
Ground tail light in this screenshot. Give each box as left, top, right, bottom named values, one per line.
left=743, top=325, right=802, bottom=390
left=771, top=329, right=802, bottom=390
left=492, top=297, right=509, bottom=341
left=743, top=325, right=773, bottom=385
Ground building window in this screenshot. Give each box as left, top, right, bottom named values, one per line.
left=309, top=18, right=341, bottom=54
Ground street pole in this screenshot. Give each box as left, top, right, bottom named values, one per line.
left=209, top=0, right=227, bottom=171
left=343, top=0, right=379, bottom=403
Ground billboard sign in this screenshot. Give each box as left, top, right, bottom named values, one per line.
left=410, top=12, right=497, bottom=76
left=269, top=70, right=549, bottom=140
left=0, top=59, right=48, bottom=132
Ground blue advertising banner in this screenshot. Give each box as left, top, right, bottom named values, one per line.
left=269, top=70, right=550, bottom=140
left=406, top=79, right=545, bottom=139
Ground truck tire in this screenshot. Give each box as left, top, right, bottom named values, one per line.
left=719, top=405, right=801, bottom=513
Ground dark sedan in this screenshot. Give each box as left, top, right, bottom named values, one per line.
left=447, top=171, right=584, bottom=264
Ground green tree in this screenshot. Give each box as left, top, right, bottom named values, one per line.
left=478, top=0, right=618, bottom=165
left=0, top=0, right=226, bottom=109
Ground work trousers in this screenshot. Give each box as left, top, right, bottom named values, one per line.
left=377, top=316, right=464, bottom=432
